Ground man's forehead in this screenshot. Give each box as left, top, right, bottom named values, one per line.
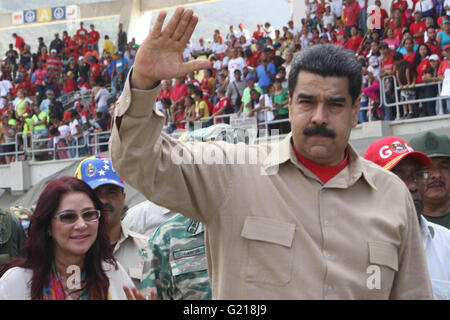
left=431, top=157, right=450, bottom=164
left=293, top=71, right=351, bottom=99
left=395, top=157, right=422, bottom=171
left=95, top=184, right=123, bottom=192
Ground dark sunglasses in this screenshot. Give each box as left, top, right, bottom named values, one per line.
left=53, top=209, right=101, bottom=224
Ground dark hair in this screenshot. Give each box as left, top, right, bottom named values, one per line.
left=161, top=97, right=172, bottom=107
left=193, top=88, right=203, bottom=98
left=0, top=176, right=115, bottom=300
left=50, top=127, right=59, bottom=136
left=413, top=43, right=431, bottom=73
left=288, top=44, right=362, bottom=104
left=393, top=52, right=404, bottom=61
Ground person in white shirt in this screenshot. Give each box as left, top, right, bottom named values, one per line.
left=330, top=0, right=344, bottom=18
left=364, top=137, right=450, bottom=300
left=445, top=0, right=450, bottom=16
left=123, top=200, right=177, bottom=238
left=263, top=22, right=276, bottom=40
left=236, top=23, right=250, bottom=40
left=227, top=48, right=247, bottom=83
left=322, top=3, right=336, bottom=28
left=0, top=79, right=12, bottom=97
left=415, top=0, right=435, bottom=13
left=192, top=38, right=207, bottom=58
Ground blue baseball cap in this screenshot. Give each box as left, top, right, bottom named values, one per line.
left=245, top=74, right=255, bottom=82
left=75, top=155, right=124, bottom=190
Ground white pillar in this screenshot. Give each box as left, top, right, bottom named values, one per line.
left=291, top=0, right=306, bottom=29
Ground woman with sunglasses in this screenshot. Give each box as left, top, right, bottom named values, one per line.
left=0, top=176, right=134, bottom=300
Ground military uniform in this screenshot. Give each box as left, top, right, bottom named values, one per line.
left=139, top=214, right=211, bottom=300
left=0, top=209, right=26, bottom=266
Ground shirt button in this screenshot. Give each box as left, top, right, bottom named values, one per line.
left=325, top=252, right=332, bottom=260
left=327, top=285, right=334, bottom=293
left=324, top=219, right=329, bottom=226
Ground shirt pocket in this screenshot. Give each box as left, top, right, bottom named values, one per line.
left=241, top=216, right=296, bottom=286
left=169, top=244, right=210, bottom=298
left=367, top=241, right=398, bottom=294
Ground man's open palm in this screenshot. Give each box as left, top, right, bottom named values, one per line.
left=132, top=7, right=210, bottom=90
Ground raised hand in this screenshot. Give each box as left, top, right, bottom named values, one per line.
left=132, top=7, right=211, bottom=90
left=123, top=285, right=155, bottom=300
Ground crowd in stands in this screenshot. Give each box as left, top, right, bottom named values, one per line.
left=0, top=22, right=136, bottom=163
left=2, top=0, right=450, bottom=163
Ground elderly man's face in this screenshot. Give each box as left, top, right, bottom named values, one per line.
left=424, top=157, right=450, bottom=205
left=288, top=71, right=359, bottom=166
left=392, top=158, right=427, bottom=217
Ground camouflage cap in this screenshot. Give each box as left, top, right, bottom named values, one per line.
left=409, top=131, right=450, bottom=158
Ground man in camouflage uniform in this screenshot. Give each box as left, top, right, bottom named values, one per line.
left=0, top=208, right=26, bottom=267
left=139, top=214, right=211, bottom=300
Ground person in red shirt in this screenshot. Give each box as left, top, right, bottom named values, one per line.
left=89, top=24, right=100, bottom=52
left=379, top=42, right=395, bottom=77
left=12, top=33, right=25, bottom=53
left=409, top=11, right=427, bottom=45
left=170, top=77, right=188, bottom=108
left=252, top=23, right=264, bottom=42
left=437, top=45, right=450, bottom=77
left=157, top=80, right=172, bottom=102
left=89, top=56, right=102, bottom=83
left=390, top=8, right=408, bottom=30
left=63, top=31, right=71, bottom=47
left=390, top=0, right=411, bottom=25
left=369, top=0, right=389, bottom=37
left=343, top=0, right=360, bottom=37
left=391, top=17, right=404, bottom=41
left=76, top=22, right=88, bottom=40
left=332, top=29, right=346, bottom=47
left=403, top=37, right=416, bottom=67
left=344, top=26, right=363, bottom=53
left=426, top=27, right=443, bottom=60
left=413, top=43, right=432, bottom=117
left=211, top=88, right=230, bottom=123
left=62, top=71, right=76, bottom=94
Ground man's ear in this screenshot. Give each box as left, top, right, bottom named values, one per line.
left=351, top=95, right=361, bottom=128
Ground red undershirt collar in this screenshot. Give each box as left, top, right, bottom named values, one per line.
left=291, top=140, right=349, bottom=184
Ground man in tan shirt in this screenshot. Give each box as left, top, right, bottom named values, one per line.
left=110, top=8, right=433, bottom=299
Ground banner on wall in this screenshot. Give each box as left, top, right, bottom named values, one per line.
left=11, top=6, right=77, bottom=25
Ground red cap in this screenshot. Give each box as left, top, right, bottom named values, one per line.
left=444, top=44, right=450, bottom=51
left=336, top=29, right=346, bottom=36
left=63, top=111, right=71, bottom=122
left=363, top=136, right=431, bottom=171
left=239, top=23, right=244, bottom=28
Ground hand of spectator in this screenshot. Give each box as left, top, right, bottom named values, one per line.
left=123, top=285, right=155, bottom=300
left=132, top=7, right=210, bottom=90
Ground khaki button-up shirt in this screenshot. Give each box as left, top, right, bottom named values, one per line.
left=109, top=70, right=433, bottom=299
left=113, top=223, right=150, bottom=289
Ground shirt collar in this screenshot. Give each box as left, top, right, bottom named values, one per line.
left=420, top=215, right=435, bottom=239
left=262, top=132, right=377, bottom=190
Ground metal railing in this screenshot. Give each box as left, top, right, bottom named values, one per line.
left=0, top=130, right=112, bottom=163
left=380, top=75, right=447, bottom=120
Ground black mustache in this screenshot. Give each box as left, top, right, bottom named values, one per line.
left=427, top=180, right=445, bottom=188
left=103, top=203, right=115, bottom=212
left=303, top=126, right=336, bottom=138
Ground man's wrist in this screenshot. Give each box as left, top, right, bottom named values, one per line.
left=131, top=69, right=159, bottom=90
